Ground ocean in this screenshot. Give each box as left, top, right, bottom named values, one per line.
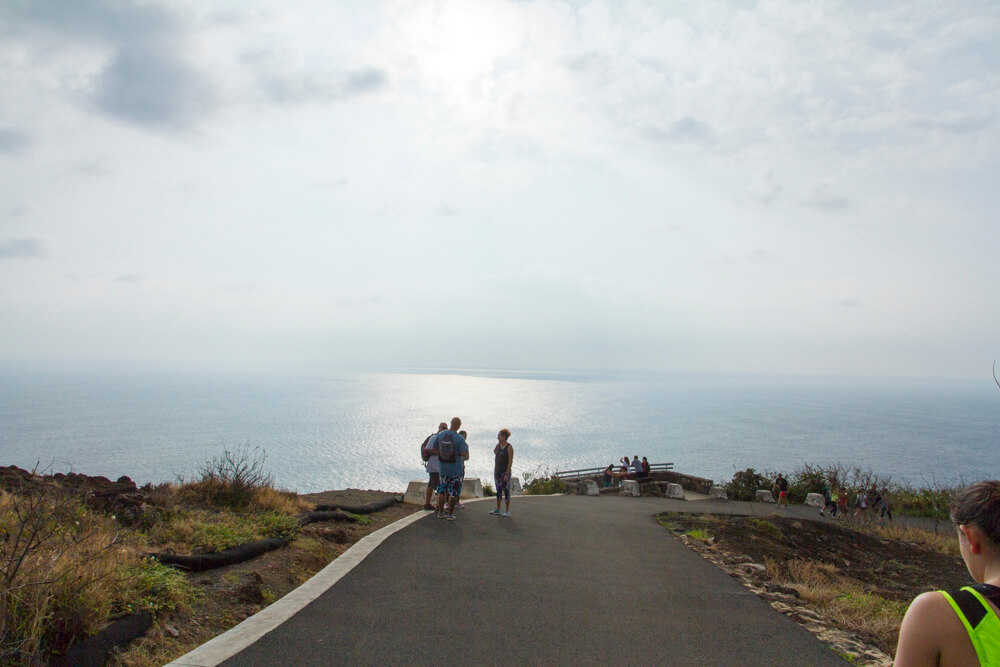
left=0, top=364, right=997, bottom=493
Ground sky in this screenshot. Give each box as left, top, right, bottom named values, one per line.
left=1, top=0, right=998, bottom=380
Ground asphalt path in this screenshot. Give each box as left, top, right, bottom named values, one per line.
left=220, top=495, right=848, bottom=666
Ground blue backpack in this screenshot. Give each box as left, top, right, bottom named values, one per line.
left=437, top=432, right=456, bottom=463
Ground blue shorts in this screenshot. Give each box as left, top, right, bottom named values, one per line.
left=437, top=475, right=463, bottom=499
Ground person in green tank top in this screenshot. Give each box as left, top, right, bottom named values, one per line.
left=894, top=480, right=1000, bottom=666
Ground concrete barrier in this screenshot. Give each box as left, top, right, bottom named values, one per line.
left=805, top=493, right=825, bottom=507
left=620, top=480, right=640, bottom=497
left=460, top=478, right=484, bottom=499
left=755, top=489, right=776, bottom=503
left=666, top=483, right=685, bottom=500
left=709, top=486, right=728, bottom=500
left=403, top=478, right=483, bottom=505
left=580, top=480, right=599, bottom=496
left=510, top=477, right=523, bottom=496
left=403, top=481, right=431, bottom=506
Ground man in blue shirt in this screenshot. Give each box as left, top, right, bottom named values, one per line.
left=433, top=417, right=469, bottom=521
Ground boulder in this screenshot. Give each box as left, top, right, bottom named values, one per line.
left=755, top=489, right=776, bottom=503
left=805, top=493, right=825, bottom=507
left=666, top=483, right=685, bottom=500
left=709, top=486, right=728, bottom=500
left=620, top=480, right=640, bottom=497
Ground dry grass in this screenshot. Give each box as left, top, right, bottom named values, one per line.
left=870, top=523, right=959, bottom=557
left=764, top=556, right=907, bottom=651
left=253, top=486, right=313, bottom=514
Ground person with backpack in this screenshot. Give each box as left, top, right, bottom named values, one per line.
left=894, top=480, right=1000, bottom=666
left=421, top=422, right=448, bottom=510
left=773, top=473, right=789, bottom=508
left=434, top=417, right=469, bottom=521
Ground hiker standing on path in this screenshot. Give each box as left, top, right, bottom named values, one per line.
left=490, top=429, right=514, bottom=517
left=434, top=417, right=469, bottom=521
left=773, top=473, right=789, bottom=508
left=422, top=422, right=448, bottom=510
left=631, top=455, right=642, bottom=479
left=457, top=430, right=469, bottom=509
left=894, top=480, right=1000, bottom=666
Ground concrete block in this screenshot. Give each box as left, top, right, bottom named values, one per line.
left=709, top=486, right=728, bottom=500
left=755, top=489, right=776, bottom=503
left=620, top=480, right=640, bottom=497
left=579, top=480, right=599, bottom=496
left=460, top=478, right=483, bottom=499
left=403, top=481, right=431, bottom=506
left=509, top=477, right=522, bottom=496
left=666, top=483, right=685, bottom=499
left=805, top=493, right=825, bottom=507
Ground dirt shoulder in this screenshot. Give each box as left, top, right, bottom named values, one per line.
left=114, top=490, right=416, bottom=667
left=658, top=511, right=967, bottom=665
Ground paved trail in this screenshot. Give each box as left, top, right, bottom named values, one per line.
left=212, top=495, right=847, bottom=666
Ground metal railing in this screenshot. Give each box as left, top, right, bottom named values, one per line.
left=553, top=463, right=674, bottom=481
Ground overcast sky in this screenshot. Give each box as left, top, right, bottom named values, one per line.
left=1, top=0, right=998, bottom=380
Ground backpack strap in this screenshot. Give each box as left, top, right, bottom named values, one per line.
left=972, top=583, right=1000, bottom=608
left=950, top=586, right=1000, bottom=630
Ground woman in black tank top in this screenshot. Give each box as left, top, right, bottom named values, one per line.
left=490, top=429, right=514, bottom=517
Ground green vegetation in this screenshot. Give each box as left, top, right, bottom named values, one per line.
left=0, top=445, right=312, bottom=666
left=722, top=463, right=961, bottom=522
left=521, top=466, right=567, bottom=495
left=751, top=518, right=782, bottom=539
left=685, top=528, right=712, bottom=542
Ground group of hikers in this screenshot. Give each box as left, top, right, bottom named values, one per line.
left=601, top=455, right=651, bottom=487
left=419, top=417, right=514, bottom=520
left=770, top=473, right=893, bottom=522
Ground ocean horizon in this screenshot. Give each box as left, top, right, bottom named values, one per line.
left=1, top=362, right=997, bottom=493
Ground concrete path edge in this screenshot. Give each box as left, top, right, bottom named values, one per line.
left=164, top=495, right=554, bottom=666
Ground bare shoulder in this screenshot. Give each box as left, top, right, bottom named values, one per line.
left=895, top=591, right=973, bottom=667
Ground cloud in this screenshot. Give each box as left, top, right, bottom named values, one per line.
left=259, top=67, right=388, bottom=105
left=437, top=202, right=459, bottom=216
left=311, top=178, right=349, bottom=189
left=0, top=129, right=30, bottom=154
left=114, top=274, right=141, bottom=284
left=94, top=45, right=214, bottom=128
left=0, top=238, right=46, bottom=259
left=802, top=183, right=850, bottom=211
left=912, top=112, right=993, bottom=134
left=6, top=204, right=32, bottom=219
left=642, top=116, right=716, bottom=146
left=337, top=294, right=380, bottom=309
left=837, top=299, right=862, bottom=308
left=747, top=171, right=783, bottom=206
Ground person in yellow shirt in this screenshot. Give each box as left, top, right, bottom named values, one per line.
left=894, top=480, right=1000, bottom=666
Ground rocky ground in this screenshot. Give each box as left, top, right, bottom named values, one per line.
left=658, top=511, right=968, bottom=665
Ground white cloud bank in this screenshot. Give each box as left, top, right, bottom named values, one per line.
left=0, top=0, right=998, bottom=379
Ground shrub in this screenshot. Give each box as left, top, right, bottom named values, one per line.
left=192, top=443, right=275, bottom=509
left=521, top=467, right=567, bottom=495
left=724, top=468, right=770, bottom=501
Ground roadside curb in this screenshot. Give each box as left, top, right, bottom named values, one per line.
left=164, top=509, right=428, bottom=667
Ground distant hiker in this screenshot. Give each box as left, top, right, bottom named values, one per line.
left=421, top=422, right=448, bottom=510
left=893, top=480, right=1000, bottom=666
left=853, top=487, right=869, bottom=520
left=489, top=429, right=514, bottom=517
left=879, top=489, right=893, bottom=522
left=602, top=464, right=615, bottom=488
left=820, top=480, right=837, bottom=517
left=631, top=455, right=642, bottom=478
left=773, top=474, right=789, bottom=508
left=836, top=488, right=848, bottom=517
left=641, top=456, right=650, bottom=479
left=456, top=430, right=469, bottom=509
left=434, top=417, right=469, bottom=521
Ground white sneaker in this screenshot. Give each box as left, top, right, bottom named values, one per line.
left=502, top=511, right=511, bottom=517
left=489, top=509, right=501, bottom=515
